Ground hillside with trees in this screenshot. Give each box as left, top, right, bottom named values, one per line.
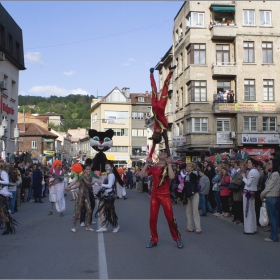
left=18, top=94, right=95, bottom=131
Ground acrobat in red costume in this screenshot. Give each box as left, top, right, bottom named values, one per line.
left=148, top=66, right=176, bottom=158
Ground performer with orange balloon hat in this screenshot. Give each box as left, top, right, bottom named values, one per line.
left=116, top=168, right=127, bottom=200
left=47, top=160, right=65, bottom=217
left=65, top=163, right=95, bottom=232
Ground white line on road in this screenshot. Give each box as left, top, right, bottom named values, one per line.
left=97, top=218, right=108, bottom=279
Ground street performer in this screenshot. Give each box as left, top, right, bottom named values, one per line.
left=140, top=148, right=183, bottom=249
left=148, top=65, right=176, bottom=158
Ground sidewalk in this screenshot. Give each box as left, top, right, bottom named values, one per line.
left=208, top=211, right=280, bottom=239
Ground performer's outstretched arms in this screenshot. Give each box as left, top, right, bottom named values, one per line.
left=140, top=157, right=153, bottom=178
left=162, top=130, right=171, bottom=157
left=166, top=156, right=175, bottom=179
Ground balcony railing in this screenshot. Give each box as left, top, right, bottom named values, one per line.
left=210, top=24, right=237, bottom=40
left=212, top=62, right=237, bottom=77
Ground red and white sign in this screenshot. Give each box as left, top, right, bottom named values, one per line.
left=2, top=102, right=14, bottom=114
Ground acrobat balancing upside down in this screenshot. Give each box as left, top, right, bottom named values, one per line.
left=148, top=65, right=176, bottom=158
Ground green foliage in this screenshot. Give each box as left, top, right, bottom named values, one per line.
left=18, top=94, right=94, bottom=130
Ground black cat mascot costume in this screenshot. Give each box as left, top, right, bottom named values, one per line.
left=88, top=129, right=126, bottom=186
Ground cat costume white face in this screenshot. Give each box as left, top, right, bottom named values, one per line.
left=88, top=129, right=114, bottom=152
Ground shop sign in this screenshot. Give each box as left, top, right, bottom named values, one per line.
left=115, top=155, right=129, bottom=160
left=43, top=138, right=54, bottom=143
left=2, top=103, right=14, bottom=114
left=241, top=148, right=274, bottom=156
left=172, top=136, right=186, bottom=142
left=43, top=150, right=55, bottom=156
left=218, top=103, right=275, bottom=112
left=186, top=156, right=191, bottom=162
left=217, top=132, right=233, bottom=144
left=242, top=134, right=279, bottom=144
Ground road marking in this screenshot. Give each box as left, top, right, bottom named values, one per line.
left=97, top=218, right=108, bottom=279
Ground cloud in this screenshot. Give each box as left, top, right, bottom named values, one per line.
left=28, top=85, right=90, bottom=97
left=24, top=52, right=44, bottom=65
left=123, top=57, right=136, bottom=66
left=63, top=71, right=75, bottom=76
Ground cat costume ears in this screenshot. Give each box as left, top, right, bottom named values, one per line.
left=88, top=129, right=114, bottom=139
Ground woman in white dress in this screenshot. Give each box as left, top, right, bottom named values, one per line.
left=48, top=160, right=65, bottom=217
left=242, top=158, right=260, bottom=234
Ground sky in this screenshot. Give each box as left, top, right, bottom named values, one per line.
left=1, top=1, right=184, bottom=98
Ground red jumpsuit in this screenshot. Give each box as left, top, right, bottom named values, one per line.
left=149, top=70, right=173, bottom=157
left=147, top=166, right=181, bottom=243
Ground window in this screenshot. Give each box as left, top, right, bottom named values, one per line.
left=32, top=141, right=37, bottom=149
left=179, top=52, right=183, bottom=72
left=132, top=112, right=137, bottom=119
left=111, top=128, right=128, bottom=136
left=189, top=12, right=204, bottom=27
left=244, top=80, right=255, bottom=101
left=92, top=114, right=97, bottom=124
left=8, top=34, right=13, bottom=55
left=217, top=119, right=230, bottom=132
left=260, top=10, right=271, bottom=26
left=132, top=129, right=137, bottom=137
left=109, top=146, right=128, bottom=152
left=193, top=118, right=208, bottom=132
left=263, top=80, right=274, bottom=101
left=216, top=44, right=230, bottom=65
left=104, top=111, right=129, bottom=119
left=262, top=42, right=273, bottom=63
left=16, top=42, right=20, bottom=60
left=244, top=117, right=257, bottom=131
left=46, top=142, right=54, bottom=150
left=217, top=81, right=231, bottom=93
left=243, top=10, right=255, bottom=25
left=137, top=129, right=143, bottom=137
left=187, top=44, right=206, bottom=65
left=0, top=25, right=5, bottom=47
left=263, top=117, right=276, bottom=132
left=138, top=97, right=145, bottom=102
left=188, top=81, right=207, bottom=102
left=243, top=42, right=254, bottom=63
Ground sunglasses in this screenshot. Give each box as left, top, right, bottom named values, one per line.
left=159, top=150, right=167, bottom=154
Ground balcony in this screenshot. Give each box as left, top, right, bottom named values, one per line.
left=212, top=62, right=237, bottom=77
left=210, top=25, right=237, bottom=40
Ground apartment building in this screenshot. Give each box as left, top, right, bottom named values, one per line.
left=90, top=87, right=150, bottom=167
left=0, top=4, right=25, bottom=158
left=157, top=1, right=280, bottom=161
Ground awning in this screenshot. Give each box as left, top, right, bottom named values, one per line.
left=212, top=6, right=235, bottom=12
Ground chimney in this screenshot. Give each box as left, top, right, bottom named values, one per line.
left=122, top=87, right=130, bottom=98
left=145, top=91, right=149, bottom=96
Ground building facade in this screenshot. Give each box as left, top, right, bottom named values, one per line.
left=0, top=4, right=25, bottom=158
left=157, top=1, right=280, bottom=161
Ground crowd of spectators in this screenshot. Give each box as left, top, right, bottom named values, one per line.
left=213, top=90, right=235, bottom=103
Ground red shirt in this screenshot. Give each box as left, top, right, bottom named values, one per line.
left=147, top=166, right=170, bottom=195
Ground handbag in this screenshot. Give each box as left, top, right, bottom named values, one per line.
left=212, top=183, right=220, bottom=191
left=259, top=201, right=269, bottom=227
left=228, top=182, right=241, bottom=192
left=49, top=193, right=57, bottom=203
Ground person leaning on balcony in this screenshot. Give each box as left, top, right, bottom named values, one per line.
left=228, top=90, right=234, bottom=103
left=217, top=91, right=222, bottom=103
left=213, top=91, right=218, bottom=103
left=223, top=91, right=228, bottom=103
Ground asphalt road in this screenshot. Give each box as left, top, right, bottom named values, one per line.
left=1, top=189, right=280, bottom=279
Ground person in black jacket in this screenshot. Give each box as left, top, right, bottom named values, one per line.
left=32, top=164, right=43, bottom=203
